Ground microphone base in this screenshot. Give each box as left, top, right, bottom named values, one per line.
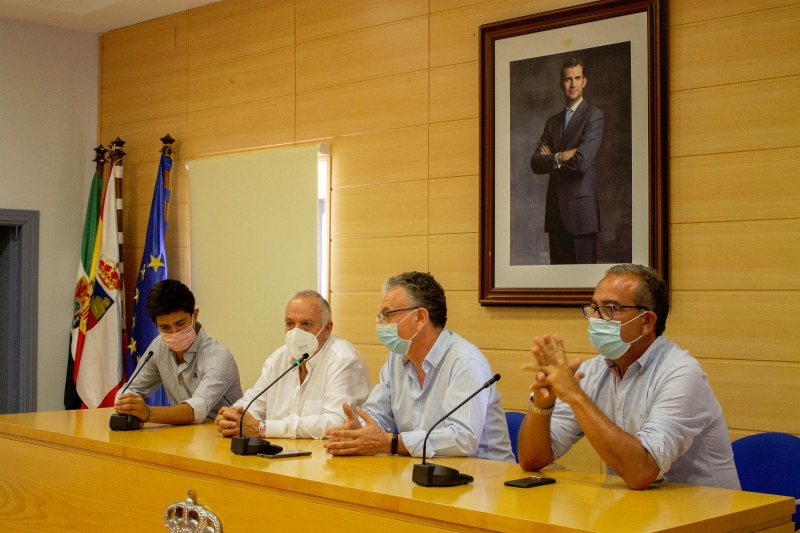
left=412, top=463, right=474, bottom=487
left=230, top=436, right=283, bottom=456
left=109, top=413, right=143, bottom=431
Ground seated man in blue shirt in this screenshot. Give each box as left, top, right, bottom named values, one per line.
left=517, top=264, right=740, bottom=489
left=324, top=271, right=513, bottom=462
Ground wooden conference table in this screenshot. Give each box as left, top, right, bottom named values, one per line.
left=0, top=409, right=793, bottom=533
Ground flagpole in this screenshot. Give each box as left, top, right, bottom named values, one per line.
left=108, top=138, right=127, bottom=393
left=160, top=134, right=175, bottom=230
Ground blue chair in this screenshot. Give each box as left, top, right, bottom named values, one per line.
left=505, top=411, right=525, bottom=463
left=732, top=432, right=800, bottom=531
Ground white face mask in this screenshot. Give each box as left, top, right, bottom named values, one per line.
left=285, top=324, right=326, bottom=360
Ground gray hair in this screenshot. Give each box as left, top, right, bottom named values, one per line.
left=605, top=264, right=669, bottom=336
left=383, top=271, right=447, bottom=328
left=290, top=289, right=332, bottom=325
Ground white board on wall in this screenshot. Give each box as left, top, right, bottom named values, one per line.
left=188, top=146, right=318, bottom=387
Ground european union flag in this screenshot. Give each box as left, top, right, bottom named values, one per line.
left=126, top=153, right=172, bottom=406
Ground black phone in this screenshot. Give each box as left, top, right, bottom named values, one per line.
left=504, top=475, right=556, bottom=488
left=257, top=449, right=312, bottom=459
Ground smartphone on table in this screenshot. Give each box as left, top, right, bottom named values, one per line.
left=257, top=449, right=312, bottom=459
left=504, top=475, right=556, bottom=488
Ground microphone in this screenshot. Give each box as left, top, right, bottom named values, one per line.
left=412, top=373, right=501, bottom=487
left=230, top=353, right=309, bottom=455
left=109, top=351, right=155, bottom=431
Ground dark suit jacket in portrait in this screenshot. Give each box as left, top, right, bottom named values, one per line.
left=530, top=100, right=604, bottom=237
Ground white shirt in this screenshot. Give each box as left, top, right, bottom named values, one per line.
left=234, top=334, right=372, bottom=439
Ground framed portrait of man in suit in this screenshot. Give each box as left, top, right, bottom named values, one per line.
left=479, top=0, right=668, bottom=306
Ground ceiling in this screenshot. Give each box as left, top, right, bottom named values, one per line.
left=0, top=0, right=221, bottom=33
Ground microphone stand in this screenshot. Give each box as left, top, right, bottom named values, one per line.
left=110, top=351, right=155, bottom=431
left=231, top=353, right=309, bottom=455
left=412, top=374, right=501, bottom=487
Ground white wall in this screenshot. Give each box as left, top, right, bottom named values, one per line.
left=0, top=19, right=99, bottom=411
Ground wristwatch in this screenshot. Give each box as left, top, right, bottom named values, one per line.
left=528, top=392, right=555, bottom=416
left=390, top=432, right=399, bottom=455
left=258, top=419, right=267, bottom=437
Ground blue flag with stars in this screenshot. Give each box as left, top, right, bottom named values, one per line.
left=127, top=153, right=172, bottom=406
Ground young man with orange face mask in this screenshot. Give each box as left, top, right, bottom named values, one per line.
left=114, top=279, right=243, bottom=425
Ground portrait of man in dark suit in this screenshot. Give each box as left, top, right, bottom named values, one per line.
left=530, top=58, right=603, bottom=264
left=508, top=43, right=632, bottom=267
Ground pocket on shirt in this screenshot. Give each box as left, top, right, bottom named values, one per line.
left=301, top=400, right=323, bottom=416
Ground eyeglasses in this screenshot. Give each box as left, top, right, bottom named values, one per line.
left=582, top=304, right=646, bottom=321
left=375, top=307, right=420, bottom=324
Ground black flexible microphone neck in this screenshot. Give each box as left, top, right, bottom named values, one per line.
left=238, top=353, right=308, bottom=438
left=109, top=351, right=154, bottom=431
left=421, top=374, right=501, bottom=465
left=120, top=350, right=154, bottom=395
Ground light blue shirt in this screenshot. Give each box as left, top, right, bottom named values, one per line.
left=549, top=336, right=740, bottom=489
left=121, top=324, right=243, bottom=423
left=363, top=329, right=514, bottom=462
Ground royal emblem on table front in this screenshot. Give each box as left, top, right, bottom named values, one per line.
left=164, top=490, right=222, bottom=533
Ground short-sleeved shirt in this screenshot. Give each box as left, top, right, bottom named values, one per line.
left=363, top=328, right=514, bottom=462
left=121, top=323, right=243, bottom=423
left=549, top=336, right=740, bottom=489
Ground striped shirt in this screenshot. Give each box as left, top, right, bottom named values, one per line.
left=122, top=323, right=243, bottom=423
left=363, top=329, right=514, bottom=462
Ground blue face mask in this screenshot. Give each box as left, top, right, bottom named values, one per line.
left=376, top=310, right=419, bottom=356
left=587, top=312, right=645, bottom=360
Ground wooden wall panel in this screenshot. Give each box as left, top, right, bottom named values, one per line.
left=430, top=62, right=479, bottom=123
left=429, top=233, right=479, bottom=291
left=430, top=0, right=487, bottom=14
left=671, top=148, right=800, bottom=224
left=329, top=292, right=383, bottom=346
left=101, top=71, right=187, bottom=127
left=671, top=220, right=800, bottom=291
left=296, top=71, right=429, bottom=141
left=703, top=359, right=800, bottom=434
left=429, top=119, right=479, bottom=179
left=331, top=236, right=428, bottom=292
left=188, top=47, right=295, bottom=112
left=669, top=0, right=798, bottom=25
left=671, top=76, right=800, bottom=157
left=296, top=17, right=428, bottom=93
left=100, top=12, right=188, bottom=87
left=671, top=4, right=800, bottom=91
left=668, top=291, right=800, bottom=363
left=331, top=126, right=428, bottom=188
left=295, top=0, right=429, bottom=43
left=429, top=175, right=479, bottom=234
left=331, top=180, right=428, bottom=239
left=184, top=96, right=295, bottom=157
left=187, top=0, right=294, bottom=67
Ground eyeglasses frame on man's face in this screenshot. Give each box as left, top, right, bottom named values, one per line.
left=375, top=306, right=421, bottom=324
left=582, top=304, right=646, bottom=321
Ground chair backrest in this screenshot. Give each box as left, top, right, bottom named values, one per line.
left=505, top=411, right=525, bottom=463
left=732, top=432, right=800, bottom=531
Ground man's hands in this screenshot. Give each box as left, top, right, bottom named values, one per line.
left=323, top=403, right=391, bottom=456
left=215, top=406, right=258, bottom=438
left=539, top=145, right=577, bottom=165
left=522, top=334, right=585, bottom=408
left=114, top=393, right=149, bottom=421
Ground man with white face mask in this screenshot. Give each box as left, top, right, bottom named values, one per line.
left=215, top=290, right=371, bottom=440
left=114, top=280, right=243, bottom=425
left=517, top=264, right=740, bottom=489
left=323, top=272, right=513, bottom=461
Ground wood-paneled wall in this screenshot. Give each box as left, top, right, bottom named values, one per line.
left=100, top=0, right=800, bottom=472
